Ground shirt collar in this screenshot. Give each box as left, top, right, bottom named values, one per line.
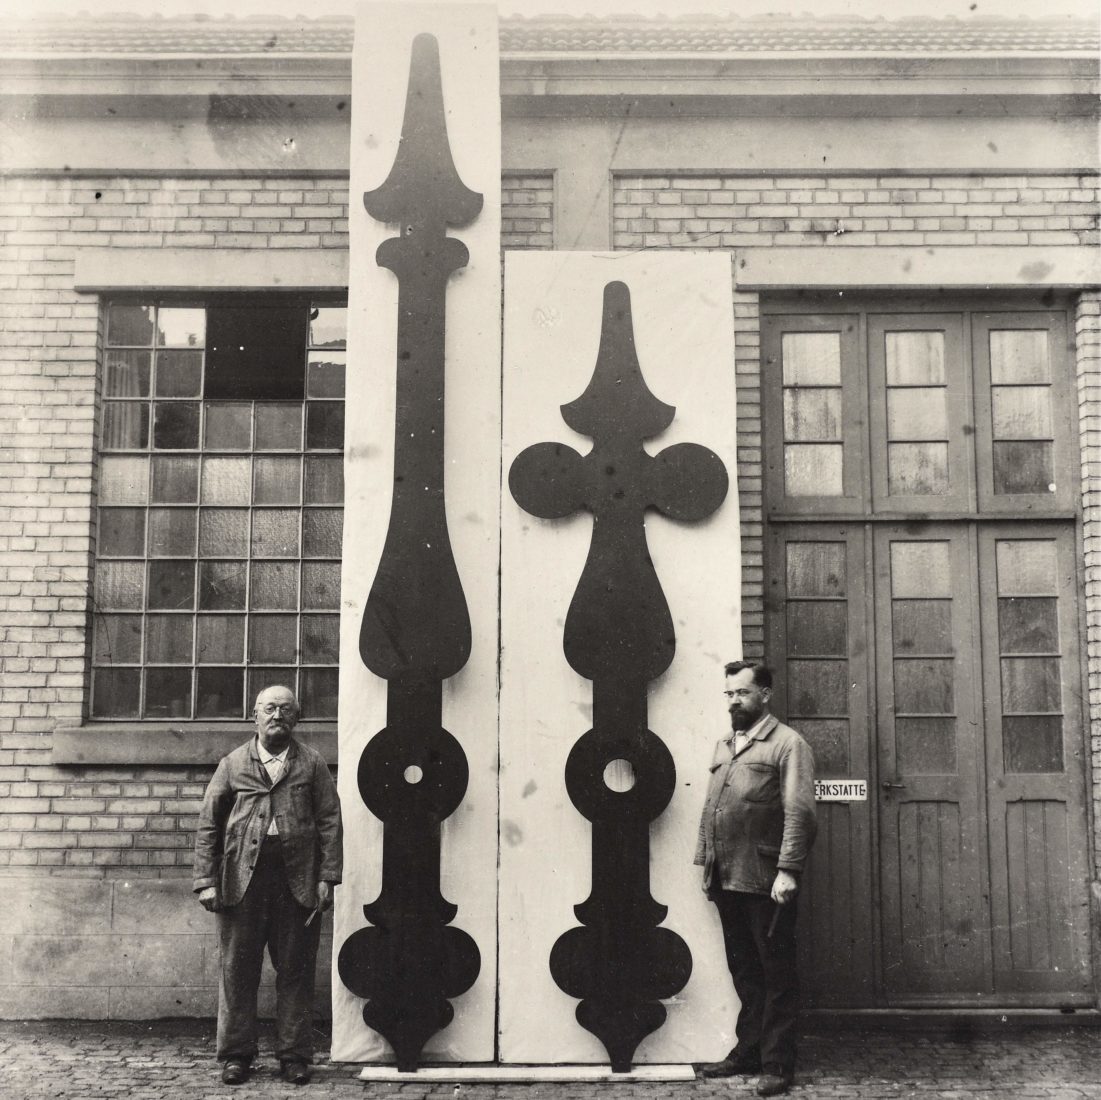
left=725, top=713, right=773, bottom=745
left=256, top=738, right=289, bottom=765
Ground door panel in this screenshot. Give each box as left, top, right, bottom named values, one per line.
left=874, top=526, right=990, bottom=1000
left=785, top=521, right=1092, bottom=1007
left=771, top=525, right=875, bottom=1006
left=978, top=526, right=1092, bottom=1000
left=1003, top=800, right=1075, bottom=974
left=799, top=802, right=875, bottom=1006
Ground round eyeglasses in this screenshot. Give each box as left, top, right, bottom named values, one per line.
left=260, top=703, right=297, bottom=716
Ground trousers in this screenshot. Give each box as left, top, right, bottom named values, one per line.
left=216, top=835, right=321, bottom=1064
left=712, top=888, right=800, bottom=1073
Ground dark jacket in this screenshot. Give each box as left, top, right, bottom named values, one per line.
left=694, top=713, right=817, bottom=895
left=193, top=736, right=342, bottom=909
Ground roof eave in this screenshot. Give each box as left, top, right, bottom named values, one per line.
left=1, top=50, right=1095, bottom=104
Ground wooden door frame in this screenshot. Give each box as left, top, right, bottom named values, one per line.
left=761, top=291, right=1095, bottom=1009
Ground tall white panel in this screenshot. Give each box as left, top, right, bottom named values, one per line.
left=332, top=2, right=500, bottom=1064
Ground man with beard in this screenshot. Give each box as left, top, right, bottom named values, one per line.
left=694, top=661, right=817, bottom=1097
left=194, top=684, right=342, bottom=1086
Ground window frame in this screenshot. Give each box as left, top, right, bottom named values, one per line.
left=762, top=311, right=865, bottom=517
left=762, top=292, right=1079, bottom=522
left=73, top=292, right=348, bottom=755
left=867, top=312, right=974, bottom=515
left=971, top=310, right=1076, bottom=514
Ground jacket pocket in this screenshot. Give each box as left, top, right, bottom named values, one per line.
left=735, top=762, right=780, bottom=803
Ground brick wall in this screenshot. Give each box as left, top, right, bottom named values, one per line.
left=0, top=176, right=352, bottom=878
left=2, top=163, right=1096, bottom=1014
left=611, top=173, right=1099, bottom=250
left=502, top=174, right=554, bottom=250
left=732, top=291, right=763, bottom=660
left=2, top=169, right=1092, bottom=871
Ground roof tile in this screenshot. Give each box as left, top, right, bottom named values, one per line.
left=0, top=12, right=1095, bottom=56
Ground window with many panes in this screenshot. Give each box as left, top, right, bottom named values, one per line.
left=763, top=304, right=1074, bottom=517
left=92, top=298, right=346, bottom=721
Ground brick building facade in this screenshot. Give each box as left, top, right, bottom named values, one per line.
left=1, top=11, right=1099, bottom=1023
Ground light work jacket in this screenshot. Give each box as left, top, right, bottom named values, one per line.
left=193, top=736, right=342, bottom=909
left=694, top=713, right=817, bottom=896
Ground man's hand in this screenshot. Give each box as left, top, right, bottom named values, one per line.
left=197, top=886, right=221, bottom=913
left=770, top=869, right=799, bottom=905
left=317, top=881, right=334, bottom=912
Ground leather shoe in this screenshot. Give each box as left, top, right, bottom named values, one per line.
left=699, top=1048, right=762, bottom=1077
left=281, top=1059, right=312, bottom=1085
left=221, top=1059, right=249, bottom=1085
left=756, top=1070, right=794, bottom=1096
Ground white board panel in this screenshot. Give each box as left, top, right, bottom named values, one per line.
left=332, top=1, right=500, bottom=1064
left=499, top=251, right=742, bottom=1064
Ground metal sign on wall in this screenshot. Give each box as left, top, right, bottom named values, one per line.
left=333, top=1, right=742, bottom=1068
left=815, top=780, right=868, bottom=802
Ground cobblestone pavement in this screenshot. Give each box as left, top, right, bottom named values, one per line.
left=2, top=1019, right=1100, bottom=1100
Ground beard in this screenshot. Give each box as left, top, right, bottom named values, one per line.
left=730, top=708, right=760, bottom=731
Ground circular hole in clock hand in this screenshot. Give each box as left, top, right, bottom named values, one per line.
left=603, top=758, right=636, bottom=792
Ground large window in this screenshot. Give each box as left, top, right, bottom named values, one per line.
left=92, top=298, right=346, bottom=721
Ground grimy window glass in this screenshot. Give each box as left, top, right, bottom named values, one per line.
left=93, top=300, right=347, bottom=721
left=205, top=304, right=309, bottom=399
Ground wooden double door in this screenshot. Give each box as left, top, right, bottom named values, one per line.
left=770, top=521, right=1091, bottom=1006
left=763, top=300, right=1093, bottom=1007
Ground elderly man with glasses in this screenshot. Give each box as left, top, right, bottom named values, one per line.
left=194, top=684, right=342, bottom=1086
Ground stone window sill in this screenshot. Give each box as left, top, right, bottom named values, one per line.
left=51, top=723, right=337, bottom=766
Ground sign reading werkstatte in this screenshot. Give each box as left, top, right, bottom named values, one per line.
left=814, top=780, right=868, bottom=802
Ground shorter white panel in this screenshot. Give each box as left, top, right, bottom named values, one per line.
left=500, top=251, right=741, bottom=1064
